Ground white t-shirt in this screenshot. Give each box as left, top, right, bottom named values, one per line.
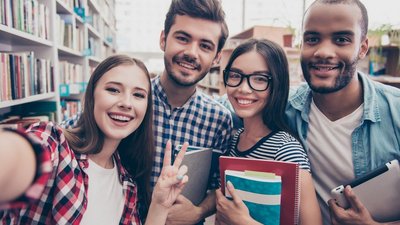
left=307, top=100, right=363, bottom=224
left=80, top=158, right=125, bottom=225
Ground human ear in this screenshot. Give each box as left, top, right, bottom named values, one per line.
left=213, top=52, right=221, bottom=65
left=159, top=30, right=166, bottom=52
left=358, top=37, right=369, bottom=59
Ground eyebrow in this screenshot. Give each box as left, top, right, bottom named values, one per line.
left=230, top=67, right=269, bottom=74
left=105, top=81, right=148, bottom=92
left=303, top=30, right=355, bottom=36
left=174, top=30, right=216, bottom=48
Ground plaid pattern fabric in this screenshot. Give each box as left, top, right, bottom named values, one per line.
left=0, top=122, right=141, bottom=225
left=151, top=76, right=232, bottom=188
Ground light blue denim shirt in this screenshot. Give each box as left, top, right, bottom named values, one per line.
left=285, top=72, right=400, bottom=177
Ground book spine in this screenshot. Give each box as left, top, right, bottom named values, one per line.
left=294, top=165, right=300, bottom=225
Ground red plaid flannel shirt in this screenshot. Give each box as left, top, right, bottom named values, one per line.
left=0, top=122, right=141, bottom=224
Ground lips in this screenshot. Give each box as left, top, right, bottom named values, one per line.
left=310, top=63, right=340, bottom=71
left=236, top=98, right=256, bottom=105
left=173, top=55, right=200, bottom=71
left=178, top=61, right=197, bottom=70
left=108, top=113, right=133, bottom=122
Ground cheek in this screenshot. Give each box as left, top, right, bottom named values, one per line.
left=226, top=87, right=236, bottom=99
left=258, top=92, right=270, bottom=104
left=136, top=100, right=148, bottom=118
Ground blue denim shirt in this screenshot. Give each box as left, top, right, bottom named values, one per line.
left=285, top=72, right=400, bottom=177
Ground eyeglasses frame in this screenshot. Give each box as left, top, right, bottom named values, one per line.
left=223, top=69, right=272, bottom=91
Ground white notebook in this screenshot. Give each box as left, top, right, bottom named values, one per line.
left=331, top=159, right=400, bottom=222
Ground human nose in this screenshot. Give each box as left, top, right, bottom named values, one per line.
left=313, top=40, right=336, bottom=59
left=238, top=77, right=253, bottom=93
left=184, top=43, right=199, bottom=59
left=118, top=93, right=133, bottom=110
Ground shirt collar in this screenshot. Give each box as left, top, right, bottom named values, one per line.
left=289, top=72, right=381, bottom=123
left=152, top=75, right=199, bottom=109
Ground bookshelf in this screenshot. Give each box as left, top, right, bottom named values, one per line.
left=0, top=0, right=117, bottom=125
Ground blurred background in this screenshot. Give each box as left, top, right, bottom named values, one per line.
left=115, top=0, right=400, bottom=76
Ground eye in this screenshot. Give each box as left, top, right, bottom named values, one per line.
left=228, top=71, right=242, bottom=79
left=334, top=36, right=351, bottom=45
left=133, top=92, right=147, bottom=99
left=176, top=35, right=189, bottom=43
left=252, top=75, right=270, bottom=83
left=106, top=87, right=120, bottom=93
left=304, top=36, right=319, bottom=45
left=200, top=43, right=213, bottom=51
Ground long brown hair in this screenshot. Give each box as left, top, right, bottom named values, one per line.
left=63, top=54, right=154, bottom=219
left=223, top=39, right=292, bottom=134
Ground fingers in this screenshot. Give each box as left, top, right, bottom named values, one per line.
left=226, top=181, right=243, bottom=205
left=328, top=199, right=343, bottom=224
left=163, top=140, right=172, bottom=166
left=343, top=185, right=364, bottom=212
left=215, top=188, right=224, bottom=200
left=176, top=165, right=188, bottom=181
left=173, top=142, right=188, bottom=169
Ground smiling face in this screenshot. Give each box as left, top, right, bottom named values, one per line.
left=227, top=50, right=271, bottom=121
left=93, top=64, right=149, bottom=142
left=160, top=14, right=221, bottom=87
left=301, top=3, right=368, bottom=94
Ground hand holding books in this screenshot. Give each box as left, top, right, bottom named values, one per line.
left=218, top=156, right=300, bottom=225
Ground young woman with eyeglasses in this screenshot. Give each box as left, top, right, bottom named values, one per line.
left=215, top=39, right=322, bottom=225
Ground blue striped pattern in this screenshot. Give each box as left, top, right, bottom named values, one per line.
left=228, top=128, right=310, bottom=171
left=226, top=175, right=281, bottom=195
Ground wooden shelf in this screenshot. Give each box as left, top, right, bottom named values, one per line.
left=0, top=0, right=117, bottom=122
left=0, top=93, right=56, bottom=108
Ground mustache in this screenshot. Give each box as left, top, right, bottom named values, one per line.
left=173, top=54, right=201, bottom=71
left=308, top=59, right=343, bottom=66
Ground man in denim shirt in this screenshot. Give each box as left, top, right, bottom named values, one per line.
left=285, top=0, right=400, bottom=224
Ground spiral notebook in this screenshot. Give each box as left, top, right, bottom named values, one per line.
left=219, top=156, right=300, bottom=225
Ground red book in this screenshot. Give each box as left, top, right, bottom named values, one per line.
left=219, top=156, right=300, bottom=225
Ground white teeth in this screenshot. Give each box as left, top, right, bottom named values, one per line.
left=109, top=114, right=131, bottom=122
left=179, top=62, right=195, bottom=70
left=238, top=99, right=254, bottom=105
left=312, top=65, right=336, bottom=71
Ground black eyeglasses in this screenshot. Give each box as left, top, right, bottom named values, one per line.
left=223, top=69, right=272, bottom=91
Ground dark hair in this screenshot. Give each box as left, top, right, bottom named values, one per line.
left=164, top=0, right=229, bottom=52
left=223, top=38, right=292, bottom=133
left=63, top=54, right=154, bottom=219
left=306, top=0, right=368, bottom=38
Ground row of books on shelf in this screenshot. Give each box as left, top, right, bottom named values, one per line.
left=59, top=60, right=84, bottom=84
left=0, top=100, right=57, bottom=129
left=0, top=52, right=54, bottom=102
left=56, top=14, right=85, bottom=51
left=59, top=0, right=83, bottom=13
left=61, top=99, right=81, bottom=121
left=0, top=0, right=50, bottom=39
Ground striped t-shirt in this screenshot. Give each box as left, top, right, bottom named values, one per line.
left=227, top=128, right=310, bottom=171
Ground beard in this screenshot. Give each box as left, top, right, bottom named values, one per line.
left=164, top=54, right=207, bottom=87
left=301, top=56, right=359, bottom=94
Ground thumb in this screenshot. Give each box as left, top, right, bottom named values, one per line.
left=226, top=181, right=243, bottom=205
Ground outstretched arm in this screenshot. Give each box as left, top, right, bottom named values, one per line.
left=145, top=141, right=189, bottom=225
left=0, top=129, right=36, bottom=203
